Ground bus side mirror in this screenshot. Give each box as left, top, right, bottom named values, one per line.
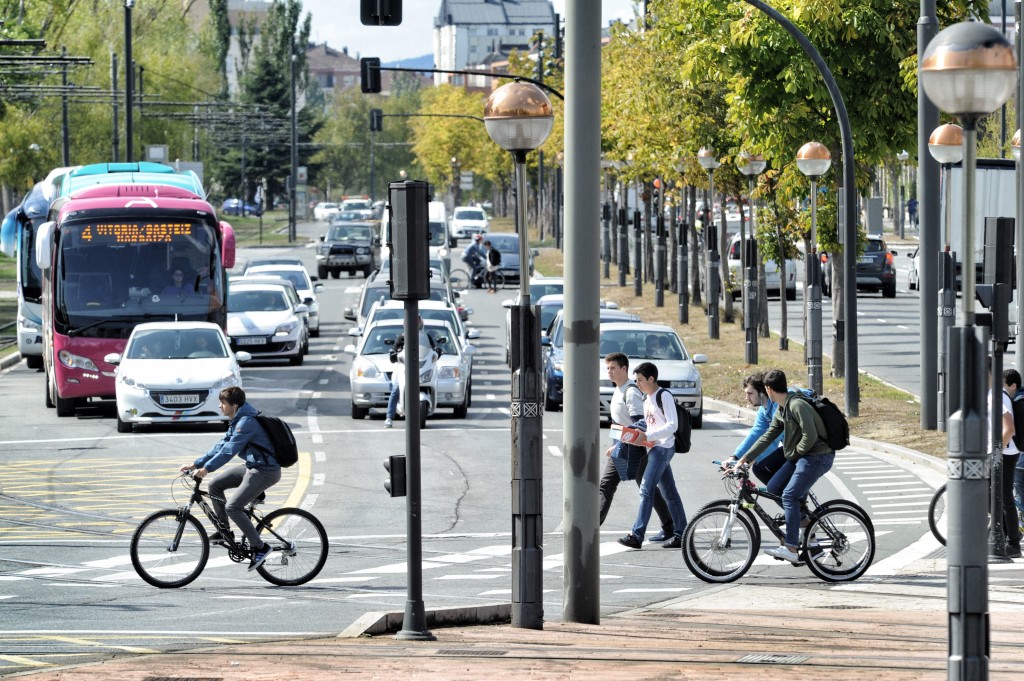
left=35, top=221, right=55, bottom=271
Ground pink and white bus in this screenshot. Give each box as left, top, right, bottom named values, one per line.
left=35, top=184, right=236, bottom=416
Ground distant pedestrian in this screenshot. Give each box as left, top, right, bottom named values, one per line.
left=483, top=240, right=501, bottom=293
left=907, top=197, right=918, bottom=229
left=999, top=369, right=1021, bottom=557
left=599, top=353, right=675, bottom=543
left=617, top=362, right=688, bottom=550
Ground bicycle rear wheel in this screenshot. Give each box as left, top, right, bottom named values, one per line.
left=255, top=508, right=328, bottom=586
left=682, top=506, right=760, bottom=583
left=802, top=505, right=874, bottom=582
left=130, top=510, right=209, bottom=588
left=448, top=268, right=471, bottom=292
left=928, top=483, right=946, bottom=546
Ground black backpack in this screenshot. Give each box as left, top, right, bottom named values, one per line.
left=793, top=393, right=850, bottom=451
left=253, top=413, right=298, bottom=467
left=655, top=388, right=692, bottom=453
left=1010, top=393, right=1024, bottom=451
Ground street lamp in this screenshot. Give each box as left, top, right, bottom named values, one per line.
left=124, top=0, right=134, bottom=162
left=674, top=161, right=689, bottom=325
left=928, top=123, right=963, bottom=433
left=738, top=151, right=768, bottom=365
left=399, top=169, right=407, bottom=180
left=921, top=20, right=1018, bottom=676
left=697, top=147, right=721, bottom=339
left=796, top=141, right=831, bottom=397
left=556, top=151, right=564, bottom=251
left=483, top=79, right=552, bottom=631
left=896, top=149, right=909, bottom=238
left=450, top=157, right=461, bottom=211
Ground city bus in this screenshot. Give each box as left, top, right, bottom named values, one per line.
left=35, top=184, right=235, bottom=416
left=0, top=168, right=76, bottom=369
left=53, top=161, right=206, bottom=199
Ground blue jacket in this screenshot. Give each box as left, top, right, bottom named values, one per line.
left=732, top=387, right=813, bottom=461
left=194, top=402, right=278, bottom=473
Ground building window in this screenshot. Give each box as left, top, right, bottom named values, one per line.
left=487, top=28, right=498, bottom=36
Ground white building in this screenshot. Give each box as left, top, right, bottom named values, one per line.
left=433, top=0, right=556, bottom=86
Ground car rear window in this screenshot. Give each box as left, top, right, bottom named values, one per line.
left=455, top=209, right=485, bottom=221
left=865, top=239, right=886, bottom=253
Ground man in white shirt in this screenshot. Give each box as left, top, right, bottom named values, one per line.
left=999, top=369, right=1021, bottom=557
left=599, top=353, right=675, bottom=542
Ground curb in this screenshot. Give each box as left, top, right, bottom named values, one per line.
left=0, top=351, right=22, bottom=370
left=338, top=603, right=511, bottom=638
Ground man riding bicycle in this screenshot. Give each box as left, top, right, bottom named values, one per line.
left=461, top=234, right=486, bottom=288
left=179, top=386, right=280, bottom=571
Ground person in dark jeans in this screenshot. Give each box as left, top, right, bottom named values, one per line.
left=180, top=386, right=280, bottom=571
left=1001, top=369, right=1021, bottom=557
left=599, top=352, right=674, bottom=543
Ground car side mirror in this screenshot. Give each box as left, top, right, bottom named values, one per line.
left=467, top=328, right=481, bottom=340
left=463, top=307, right=473, bottom=316
left=344, top=307, right=356, bottom=321
left=320, top=235, right=326, bottom=242
left=235, top=351, right=252, bottom=363
left=541, top=335, right=550, bottom=346
left=692, top=353, right=708, bottom=364
left=890, top=249, right=898, bottom=256
left=296, top=303, right=310, bottom=314
left=104, top=353, right=121, bottom=365
left=304, top=297, right=315, bottom=305
left=314, top=284, right=324, bottom=293
left=532, top=248, right=540, bottom=257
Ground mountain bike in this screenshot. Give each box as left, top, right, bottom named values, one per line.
left=927, top=482, right=1024, bottom=547
left=682, top=461, right=875, bottom=583
left=130, top=472, right=328, bottom=588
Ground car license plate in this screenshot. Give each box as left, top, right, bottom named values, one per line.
left=858, top=256, right=872, bottom=264
left=160, top=394, right=199, bottom=405
left=237, top=337, right=266, bottom=346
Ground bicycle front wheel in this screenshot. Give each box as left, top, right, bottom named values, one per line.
left=682, top=506, right=760, bottom=583
left=802, top=506, right=875, bottom=583
left=256, top=508, right=328, bottom=586
left=928, top=483, right=946, bottom=547
left=130, top=510, right=209, bottom=588
left=448, top=268, right=471, bottom=292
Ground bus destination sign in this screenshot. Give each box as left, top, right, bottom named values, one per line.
left=78, top=222, right=194, bottom=244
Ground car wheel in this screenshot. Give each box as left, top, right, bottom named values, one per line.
left=544, top=383, right=559, bottom=412
left=26, top=355, right=42, bottom=370
left=289, top=352, right=304, bottom=366
left=691, top=409, right=703, bottom=429
left=55, top=392, right=76, bottom=417
left=351, top=403, right=368, bottom=420
left=45, top=366, right=55, bottom=408
left=909, top=277, right=917, bottom=291
left=785, top=287, right=796, bottom=301
left=454, top=390, right=469, bottom=418
left=317, top=265, right=329, bottom=279
left=116, top=414, right=133, bottom=433
left=310, top=327, right=320, bottom=339
left=331, top=269, right=341, bottom=279
left=883, top=282, right=897, bottom=298
left=363, top=265, right=373, bottom=277
left=419, top=401, right=428, bottom=429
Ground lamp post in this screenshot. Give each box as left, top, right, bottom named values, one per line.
left=484, top=80, right=553, bottom=631
left=614, top=159, right=629, bottom=287
left=921, top=21, right=1018, bottom=678
left=738, top=151, right=767, bottom=365
left=796, top=142, right=831, bottom=397
left=674, top=161, right=689, bottom=324
left=124, top=0, right=134, bottom=162
left=897, top=149, right=909, bottom=238
left=928, top=123, right=963, bottom=432
left=1014, top=129, right=1024, bottom=378
left=697, top=147, right=720, bottom=339
left=600, top=157, right=614, bottom=277
left=451, top=156, right=461, bottom=212
left=654, top=177, right=666, bottom=307
left=289, top=37, right=298, bottom=243
left=556, top=151, right=565, bottom=251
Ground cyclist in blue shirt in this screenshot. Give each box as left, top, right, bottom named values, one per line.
left=180, top=386, right=280, bottom=571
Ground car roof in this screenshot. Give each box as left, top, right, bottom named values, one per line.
left=130, top=321, right=222, bottom=334
left=244, top=257, right=305, bottom=268
left=600, top=321, right=675, bottom=333
left=247, top=263, right=308, bottom=272
left=228, top=282, right=293, bottom=293
left=537, top=294, right=565, bottom=306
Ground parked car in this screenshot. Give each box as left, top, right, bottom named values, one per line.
left=725, top=234, right=797, bottom=301
left=313, top=202, right=340, bottom=222
left=221, top=198, right=262, bottom=216
left=104, top=322, right=249, bottom=433
left=542, top=308, right=641, bottom=411
left=316, top=221, right=381, bottom=279
left=450, top=206, right=490, bottom=239
left=226, top=282, right=309, bottom=365
left=822, top=234, right=897, bottom=298
left=597, top=322, right=707, bottom=427
left=243, top=264, right=323, bottom=336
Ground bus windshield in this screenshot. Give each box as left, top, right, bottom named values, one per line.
left=54, top=217, right=225, bottom=336
left=19, top=217, right=44, bottom=303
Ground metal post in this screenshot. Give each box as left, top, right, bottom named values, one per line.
left=707, top=170, right=719, bottom=339
left=124, top=1, right=133, bottom=162
left=807, top=178, right=823, bottom=396
left=990, top=340, right=1010, bottom=561
left=938, top=163, right=956, bottom=431
left=920, top=0, right=941, bottom=429
left=618, top=185, right=628, bottom=287
left=561, top=0, right=600, bottom=624
left=745, top=176, right=759, bottom=364
left=655, top=196, right=665, bottom=307
left=61, top=47, right=70, bottom=166
left=396, top=300, right=433, bottom=641
left=633, top=208, right=642, bottom=296
left=1017, top=0, right=1024, bottom=376
left=289, top=39, right=298, bottom=243
left=678, top=185, right=689, bottom=324
left=602, top=191, right=611, bottom=279
left=370, top=129, right=376, bottom=203
left=111, top=52, right=119, bottom=162
left=511, top=155, right=543, bottom=630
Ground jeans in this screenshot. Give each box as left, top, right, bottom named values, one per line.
left=752, top=447, right=786, bottom=486
left=599, top=453, right=673, bottom=533
left=386, top=381, right=400, bottom=420
left=207, top=464, right=281, bottom=549
left=767, top=452, right=835, bottom=548
left=1002, top=454, right=1020, bottom=547
left=630, top=445, right=687, bottom=542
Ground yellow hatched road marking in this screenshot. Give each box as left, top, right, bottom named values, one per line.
left=42, top=635, right=158, bottom=654
left=0, top=654, right=52, bottom=667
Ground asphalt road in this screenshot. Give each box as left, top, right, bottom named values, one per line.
left=0, top=224, right=979, bottom=675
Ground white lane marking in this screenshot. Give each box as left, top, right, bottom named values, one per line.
left=498, top=407, right=510, bottom=415
left=434, top=574, right=505, bottom=580
left=548, top=446, right=562, bottom=458
left=614, top=588, right=691, bottom=593
left=0, top=595, right=16, bottom=599
left=314, top=577, right=379, bottom=583
left=872, top=520, right=928, bottom=525
left=856, top=481, right=929, bottom=488
left=312, top=392, right=322, bottom=400
left=313, top=473, right=325, bottom=486
left=871, top=510, right=928, bottom=515
left=862, top=493, right=934, bottom=500
left=346, top=593, right=405, bottom=599
left=876, top=318, right=887, bottom=323
left=300, top=493, right=319, bottom=511
left=214, top=596, right=287, bottom=601
left=315, top=451, right=326, bottom=463
left=870, top=501, right=932, bottom=508
left=486, top=394, right=496, bottom=400
left=319, top=378, right=329, bottom=384
left=898, top=325, right=909, bottom=330
left=850, top=474, right=917, bottom=481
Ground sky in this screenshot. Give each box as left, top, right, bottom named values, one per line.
left=303, top=1, right=639, bottom=63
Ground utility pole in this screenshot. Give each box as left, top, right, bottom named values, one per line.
left=124, top=0, right=134, bottom=161
left=289, top=36, right=298, bottom=243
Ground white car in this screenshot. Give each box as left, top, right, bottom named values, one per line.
left=597, top=322, right=707, bottom=428
left=226, top=282, right=309, bottom=365
left=341, top=198, right=374, bottom=220
left=450, top=206, right=489, bottom=239
left=725, top=234, right=798, bottom=301
left=244, top=264, right=323, bottom=336
left=351, top=299, right=480, bottom=344
left=313, top=202, right=340, bottom=222
left=104, top=322, right=249, bottom=433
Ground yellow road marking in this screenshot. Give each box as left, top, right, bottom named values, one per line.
left=0, top=655, right=52, bottom=668
left=283, top=451, right=312, bottom=509
left=43, top=636, right=158, bottom=654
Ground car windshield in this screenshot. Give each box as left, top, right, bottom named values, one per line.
left=426, top=327, right=458, bottom=355
left=127, top=328, right=229, bottom=360
left=343, top=200, right=371, bottom=211
left=361, top=326, right=401, bottom=355
left=488, top=235, right=518, bottom=253
left=455, top=209, right=485, bottom=221
left=253, top=269, right=310, bottom=291
left=229, top=289, right=290, bottom=312
left=531, top=282, right=563, bottom=299
left=599, top=330, right=686, bottom=360
left=540, top=303, right=563, bottom=331
left=371, top=308, right=458, bottom=332
left=327, top=225, right=372, bottom=241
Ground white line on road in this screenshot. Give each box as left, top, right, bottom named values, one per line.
left=548, top=446, right=562, bottom=458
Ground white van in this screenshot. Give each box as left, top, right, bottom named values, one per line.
left=378, top=200, right=456, bottom=275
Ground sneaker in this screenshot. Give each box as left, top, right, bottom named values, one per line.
left=248, top=543, right=274, bottom=571
left=384, top=418, right=393, bottom=428
left=763, top=545, right=801, bottom=563
left=648, top=529, right=674, bottom=543
left=1007, top=544, right=1022, bottom=559
left=617, top=533, right=642, bottom=550
left=208, top=530, right=234, bottom=544
left=661, top=534, right=682, bottom=549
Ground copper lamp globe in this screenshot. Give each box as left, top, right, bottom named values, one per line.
left=928, top=124, right=964, bottom=164
left=483, top=81, right=553, bottom=156
left=796, top=141, right=831, bottom=178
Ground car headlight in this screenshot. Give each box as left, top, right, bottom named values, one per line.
left=420, top=369, right=433, bottom=383
left=438, top=247, right=449, bottom=258
left=666, top=380, right=697, bottom=389
left=355, top=363, right=381, bottom=378
left=18, top=316, right=40, bottom=332
left=437, top=366, right=459, bottom=379
left=317, top=246, right=329, bottom=255
left=356, top=247, right=369, bottom=255
left=118, top=372, right=145, bottom=389
left=551, top=361, right=564, bottom=374
left=275, top=321, right=298, bottom=336
left=212, top=372, right=241, bottom=390
left=58, top=349, right=98, bottom=371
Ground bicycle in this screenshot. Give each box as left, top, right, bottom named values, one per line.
left=130, top=472, right=328, bottom=588
left=927, top=482, right=1024, bottom=547
left=483, top=269, right=506, bottom=291
left=682, top=462, right=875, bottom=584
left=447, top=267, right=473, bottom=292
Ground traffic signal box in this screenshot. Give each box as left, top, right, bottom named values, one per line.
left=384, top=454, right=407, bottom=497
left=387, top=180, right=431, bottom=300
left=360, top=0, right=402, bottom=26
left=360, top=57, right=382, bottom=93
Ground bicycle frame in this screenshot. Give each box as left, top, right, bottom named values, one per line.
left=175, top=474, right=265, bottom=557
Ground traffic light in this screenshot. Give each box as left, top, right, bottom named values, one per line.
left=360, top=57, right=381, bottom=93
left=360, top=0, right=402, bottom=25
left=384, top=454, right=407, bottom=497
left=370, top=108, right=383, bottom=132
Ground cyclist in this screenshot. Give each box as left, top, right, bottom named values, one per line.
left=728, top=371, right=812, bottom=485
left=179, top=386, right=280, bottom=571
left=728, top=369, right=835, bottom=564
left=461, top=235, right=486, bottom=288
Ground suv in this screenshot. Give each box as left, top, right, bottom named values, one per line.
left=316, top=221, right=380, bottom=279
left=451, top=206, right=489, bottom=239
left=821, top=234, right=897, bottom=298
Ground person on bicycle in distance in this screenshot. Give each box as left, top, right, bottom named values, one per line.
left=729, top=371, right=811, bottom=486
left=179, top=386, right=280, bottom=571
left=461, top=235, right=486, bottom=288
left=728, top=369, right=835, bottom=564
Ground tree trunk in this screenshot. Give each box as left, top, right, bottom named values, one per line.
left=778, top=226, right=789, bottom=349
left=757, top=257, right=770, bottom=337
left=644, top=181, right=654, bottom=283
left=720, top=201, right=733, bottom=322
